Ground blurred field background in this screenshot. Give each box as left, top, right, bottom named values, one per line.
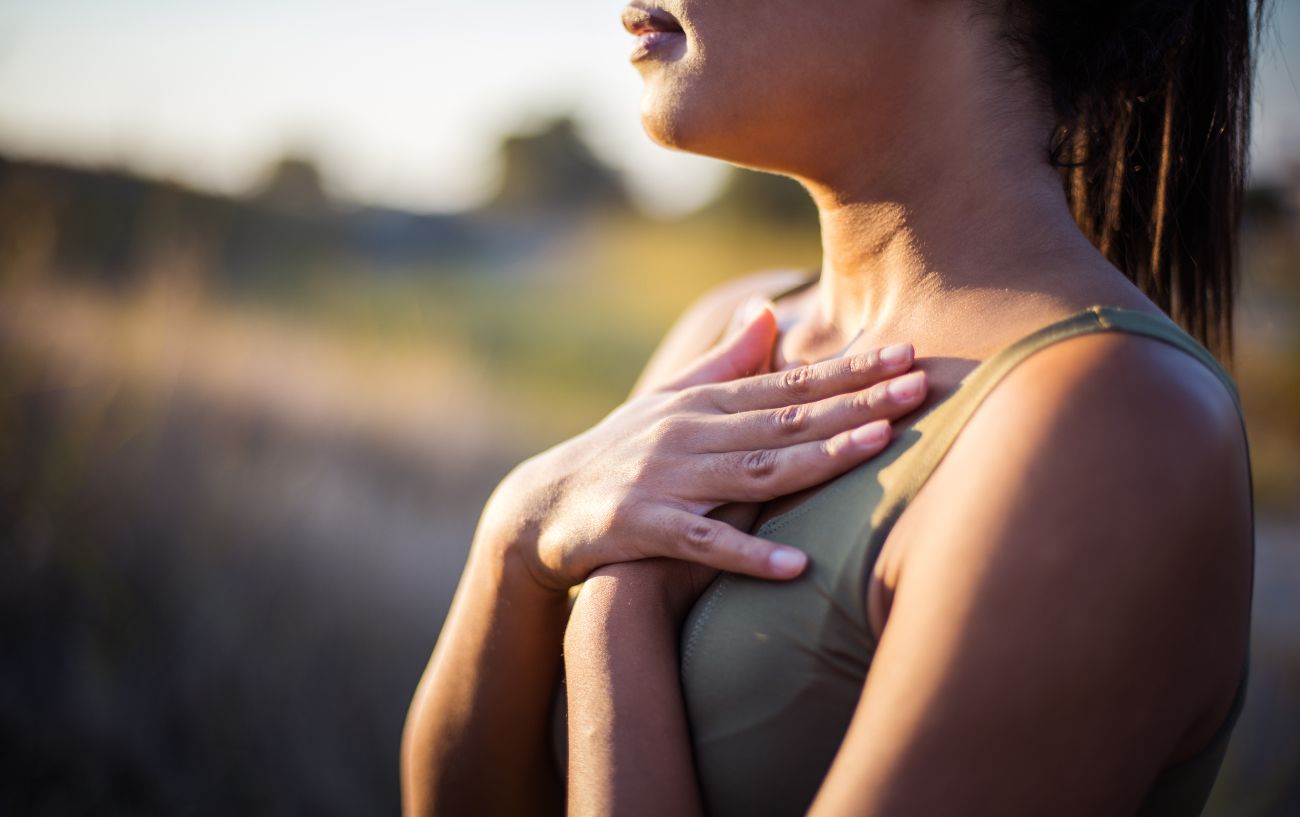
left=1, top=2, right=1298, bottom=815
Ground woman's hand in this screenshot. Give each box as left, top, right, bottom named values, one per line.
left=480, top=302, right=927, bottom=594
left=403, top=292, right=924, bottom=817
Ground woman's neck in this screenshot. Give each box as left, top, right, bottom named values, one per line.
left=795, top=149, right=1114, bottom=354
left=766, top=19, right=1137, bottom=358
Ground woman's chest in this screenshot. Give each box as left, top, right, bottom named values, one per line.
left=746, top=356, right=972, bottom=534
left=680, top=448, right=909, bottom=816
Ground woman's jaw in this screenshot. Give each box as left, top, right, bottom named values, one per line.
left=616, top=1, right=1091, bottom=346
left=616, top=1, right=947, bottom=179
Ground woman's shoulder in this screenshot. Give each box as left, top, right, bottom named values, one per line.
left=895, top=306, right=1251, bottom=551
left=910, top=321, right=1252, bottom=570
left=891, top=319, right=1253, bottom=593
left=986, top=323, right=1247, bottom=469
left=886, top=323, right=1252, bottom=761
left=820, top=328, right=1253, bottom=816
left=628, top=267, right=814, bottom=397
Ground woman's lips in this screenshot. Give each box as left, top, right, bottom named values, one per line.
left=620, top=4, right=686, bottom=61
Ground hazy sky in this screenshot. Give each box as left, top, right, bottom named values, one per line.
left=1, top=0, right=1296, bottom=216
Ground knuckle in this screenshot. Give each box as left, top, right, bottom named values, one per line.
left=679, top=517, right=719, bottom=552
left=771, top=404, right=808, bottom=435
left=676, top=385, right=707, bottom=411
left=819, top=435, right=846, bottom=459
left=777, top=365, right=814, bottom=398
left=849, top=388, right=876, bottom=413
left=671, top=384, right=704, bottom=408
left=649, top=414, right=690, bottom=446
left=870, top=383, right=892, bottom=410
left=837, top=356, right=868, bottom=379
left=677, top=383, right=723, bottom=413
left=739, top=447, right=779, bottom=482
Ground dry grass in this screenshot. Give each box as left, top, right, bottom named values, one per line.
left=0, top=211, right=1296, bottom=815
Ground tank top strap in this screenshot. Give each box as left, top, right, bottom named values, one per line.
left=891, top=304, right=1246, bottom=505
left=1091, top=306, right=1245, bottom=415
left=771, top=266, right=822, bottom=302
left=876, top=305, right=1255, bottom=783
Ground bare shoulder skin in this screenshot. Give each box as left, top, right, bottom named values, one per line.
left=807, top=329, right=1252, bottom=816
left=560, top=276, right=1254, bottom=817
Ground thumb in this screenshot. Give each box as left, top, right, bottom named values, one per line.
left=664, top=295, right=779, bottom=390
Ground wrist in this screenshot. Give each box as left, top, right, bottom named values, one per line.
left=466, top=522, right=572, bottom=607
left=475, top=459, right=574, bottom=595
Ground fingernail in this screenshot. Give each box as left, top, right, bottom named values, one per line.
left=880, top=343, right=912, bottom=366
left=887, top=370, right=926, bottom=401
left=850, top=419, right=890, bottom=446
left=769, top=547, right=807, bottom=576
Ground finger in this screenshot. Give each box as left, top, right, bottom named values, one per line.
left=660, top=298, right=778, bottom=391
left=643, top=505, right=809, bottom=580
left=699, top=419, right=895, bottom=503
left=686, top=342, right=915, bottom=414
left=696, top=369, right=927, bottom=451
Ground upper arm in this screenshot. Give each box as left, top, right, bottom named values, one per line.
left=627, top=268, right=810, bottom=399
left=808, top=332, right=1253, bottom=817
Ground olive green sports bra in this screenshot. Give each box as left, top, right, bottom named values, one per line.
left=676, top=269, right=1253, bottom=817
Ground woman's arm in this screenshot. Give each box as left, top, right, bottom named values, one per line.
left=806, top=331, right=1252, bottom=816
left=563, top=560, right=715, bottom=817
left=401, top=528, right=569, bottom=817
left=400, top=283, right=925, bottom=816
left=566, top=331, right=1252, bottom=817
left=399, top=298, right=779, bottom=817
left=399, top=280, right=768, bottom=817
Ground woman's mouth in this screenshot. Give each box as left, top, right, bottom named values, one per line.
left=620, top=4, right=686, bottom=62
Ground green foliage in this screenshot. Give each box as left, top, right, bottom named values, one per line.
left=697, top=166, right=819, bottom=229
left=486, top=114, right=633, bottom=217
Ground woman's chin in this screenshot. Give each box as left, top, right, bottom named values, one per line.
left=638, top=104, right=783, bottom=175
left=639, top=115, right=684, bottom=154
left=637, top=90, right=733, bottom=159
left=638, top=95, right=694, bottom=153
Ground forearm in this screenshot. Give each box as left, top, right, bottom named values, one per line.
left=564, top=570, right=705, bottom=817
left=401, top=533, right=567, bottom=817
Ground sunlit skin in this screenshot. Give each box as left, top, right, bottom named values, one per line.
left=401, top=1, right=1253, bottom=816
left=400, top=306, right=934, bottom=816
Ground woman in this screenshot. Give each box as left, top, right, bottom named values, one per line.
left=402, top=1, right=1265, bottom=815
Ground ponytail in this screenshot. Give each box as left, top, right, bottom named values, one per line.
left=996, top=0, right=1271, bottom=362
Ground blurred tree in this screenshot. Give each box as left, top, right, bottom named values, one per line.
left=252, top=156, right=332, bottom=216
left=0, top=162, right=61, bottom=286
left=697, top=166, right=819, bottom=230
left=486, top=115, right=631, bottom=217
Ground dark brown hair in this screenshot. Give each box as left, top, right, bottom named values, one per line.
left=992, top=0, right=1272, bottom=362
